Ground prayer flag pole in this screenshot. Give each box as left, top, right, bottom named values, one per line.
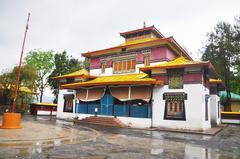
left=12, top=13, right=31, bottom=112
left=1, top=13, right=30, bottom=129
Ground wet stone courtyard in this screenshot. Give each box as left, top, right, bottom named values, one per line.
left=0, top=115, right=240, bottom=159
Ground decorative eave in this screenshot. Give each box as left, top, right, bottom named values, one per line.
left=0, top=84, right=38, bottom=95
left=81, top=37, right=192, bottom=60
left=31, top=102, right=57, bottom=107
left=51, top=74, right=96, bottom=80
left=209, top=78, right=225, bottom=91
left=120, top=25, right=164, bottom=38
left=51, top=69, right=97, bottom=80
left=140, top=57, right=218, bottom=77
left=209, top=79, right=223, bottom=84
left=60, top=73, right=163, bottom=89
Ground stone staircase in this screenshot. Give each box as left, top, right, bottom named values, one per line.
left=78, top=116, right=126, bottom=127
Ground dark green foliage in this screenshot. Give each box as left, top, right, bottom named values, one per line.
left=201, top=16, right=240, bottom=110
left=0, top=64, right=38, bottom=113
left=48, top=51, right=89, bottom=103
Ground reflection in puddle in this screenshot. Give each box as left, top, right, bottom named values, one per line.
left=102, top=132, right=240, bottom=159
left=1, top=116, right=239, bottom=158
left=151, top=148, right=163, bottom=155
left=54, top=139, right=61, bottom=146
left=0, top=119, right=99, bottom=158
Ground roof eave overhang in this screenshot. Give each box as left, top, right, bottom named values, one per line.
left=120, top=26, right=156, bottom=37
left=140, top=63, right=209, bottom=71
left=81, top=37, right=191, bottom=59
left=206, top=62, right=219, bottom=77
left=60, top=80, right=162, bottom=89
left=51, top=74, right=97, bottom=80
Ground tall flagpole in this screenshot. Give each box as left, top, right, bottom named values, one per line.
left=11, top=13, right=31, bottom=113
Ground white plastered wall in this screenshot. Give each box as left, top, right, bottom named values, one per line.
left=90, top=68, right=113, bottom=76
left=152, top=84, right=211, bottom=130
left=210, top=95, right=221, bottom=125
left=57, top=89, right=77, bottom=119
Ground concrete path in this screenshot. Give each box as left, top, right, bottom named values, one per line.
left=0, top=115, right=239, bottom=159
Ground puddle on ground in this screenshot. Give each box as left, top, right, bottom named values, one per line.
left=0, top=116, right=240, bottom=158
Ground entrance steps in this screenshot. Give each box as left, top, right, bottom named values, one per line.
left=78, top=116, right=126, bottom=128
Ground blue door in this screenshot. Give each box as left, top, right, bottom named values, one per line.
left=100, top=92, right=114, bottom=116
left=87, top=101, right=100, bottom=114
left=76, top=102, right=88, bottom=114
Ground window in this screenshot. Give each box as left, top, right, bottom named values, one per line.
left=101, top=63, right=106, bottom=74
left=63, top=94, right=74, bottom=113
left=167, top=68, right=184, bottom=89
left=122, top=48, right=126, bottom=52
left=163, top=92, right=186, bottom=120
left=113, top=59, right=136, bottom=73
left=144, top=56, right=150, bottom=66
left=205, top=94, right=210, bottom=121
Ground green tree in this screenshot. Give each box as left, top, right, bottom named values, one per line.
left=201, top=18, right=240, bottom=110
left=48, top=51, right=83, bottom=103
left=0, top=64, right=38, bottom=112
left=25, top=50, right=54, bottom=102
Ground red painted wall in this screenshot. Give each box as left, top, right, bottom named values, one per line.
left=151, top=75, right=168, bottom=85
left=151, top=47, right=167, bottom=62
left=90, top=58, right=101, bottom=69
left=183, top=73, right=203, bottom=84
left=166, top=48, right=177, bottom=61
left=151, top=47, right=177, bottom=62
left=106, top=59, right=112, bottom=67
left=152, top=72, right=203, bottom=85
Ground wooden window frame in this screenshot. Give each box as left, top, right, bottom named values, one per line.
left=63, top=94, right=74, bottom=113
left=113, top=59, right=136, bottom=74
left=101, top=63, right=106, bottom=74
left=144, top=56, right=150, bottom=66
left=163, top=92, right=187, bottom=121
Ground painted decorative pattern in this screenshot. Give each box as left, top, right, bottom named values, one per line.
left=168, top=69, right=184, bottom=89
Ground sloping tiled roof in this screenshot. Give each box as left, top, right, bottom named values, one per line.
left=32, top=102, right=57, bottom=107
left=209, top=78, right=223, bottom=84
left=19, top=87, right=37, bottom=94
left=119, top=37, right=158, bottom=46
left=61, top=73, right=162, bottom=89
left=0, top=84, right=37, bottom=94
left=81, top=37, right=192, bottom=60
left=51, top=69, right=96, bottom=80
left=219, top=91, right=240, bottom=101
left=140, top=57, right=207, bottom=70
left=140, top=57, right=218, bottom=77
left=120, top=25, right=164, bottom=38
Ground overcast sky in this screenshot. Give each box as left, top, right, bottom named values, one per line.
left=1, top=0, right=240, bottom=72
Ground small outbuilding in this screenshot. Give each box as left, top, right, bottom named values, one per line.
left=30, top=103, right=57, bottom=116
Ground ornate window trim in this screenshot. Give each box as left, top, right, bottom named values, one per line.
left=63, top=94, right=74, bottom=113
left=111, top=54, right=136, bottom=62
left=141, top=49, right=151, bottom=56
left=112, top=59, right=136, bottom=74
left=101, top=62, right=106, bottom=74
left=144, top=55, right=150, bottom=66
left=163, top=92, right=187, bottom=121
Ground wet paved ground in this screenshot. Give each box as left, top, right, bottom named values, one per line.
left=0, top=115, right=240, bottom=159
